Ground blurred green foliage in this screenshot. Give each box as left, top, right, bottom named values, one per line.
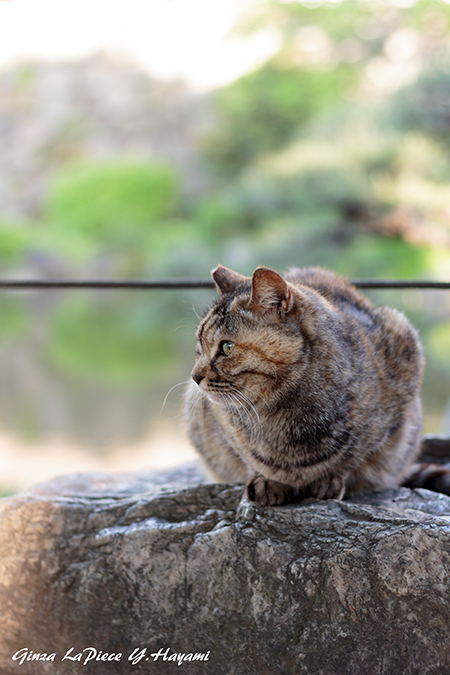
left=0, top=297, right=29, bottom=342
left=49, top=295, right=178, bottom=384
left=428, top=321, right=450, bottom=367
left=1, top=0, right=450, bottom=439
left=45, top=161, right=179, bottom=256
left=389, top=69, right=450, bottom=144
left=0, top=221, right=32, bottom=265
left=203, top=60, right=355, bottom=175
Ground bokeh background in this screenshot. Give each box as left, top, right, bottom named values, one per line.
left=1, top=0, right=450, bottom=494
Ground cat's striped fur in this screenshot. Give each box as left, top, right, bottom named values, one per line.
left=184, top=265, right=427, bottom=506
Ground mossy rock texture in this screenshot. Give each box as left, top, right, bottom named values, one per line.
left=1, top=463, right=450, bottom=674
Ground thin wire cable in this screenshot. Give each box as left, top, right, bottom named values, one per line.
left=0, top=279, right=215, bottom=290
left=0, top=279, right=449, bottom=291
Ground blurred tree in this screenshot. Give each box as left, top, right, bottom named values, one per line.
left=203, top=60, right=355, bottom=176
left=45, top=161, right=179, bottom=261
left=389, top=69, right=450, bottom=145
left=204, top=0, right=450, bottom=176
left=0, top=220, right=32, bottom=269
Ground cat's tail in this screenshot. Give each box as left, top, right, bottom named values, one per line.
left=402, top=463, right=450, bottom=495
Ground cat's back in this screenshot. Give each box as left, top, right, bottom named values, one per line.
left=284, top=266, right=373, bottom=315
left=286, top=265, right=423, bottom=380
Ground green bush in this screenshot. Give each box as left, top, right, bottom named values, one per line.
left=45, top=161, right=179, bottom=250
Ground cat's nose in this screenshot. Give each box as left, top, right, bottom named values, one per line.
left=192, top=372, right=205, bottom=385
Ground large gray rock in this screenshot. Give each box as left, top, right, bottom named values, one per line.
left=1, top=462, right=450, bottom=674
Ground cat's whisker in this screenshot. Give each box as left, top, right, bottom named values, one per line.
left=175, top=387, right=201, bottom=420
left=181, top=300, right=202, bottom=322
left=227, top=387, right=263, bottom=446
left=174, top=316, right=196, bottom=331
left=222, top=392, right=242, bottom=431
left=220, top=391, right=249, bottom=445
left=219, top=389, right=246, bottom=431
left=231, top=388, right=263, bottom=434
left=231, top=391, right=257, bottom=439
left=179, top=389, right=198, bottom=422
left=236, top=384, right=270, bottom=409
left=161, top=381, right=192, bottom=413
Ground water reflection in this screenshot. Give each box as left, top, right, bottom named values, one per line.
left=0, top=289, right=209, bottom=493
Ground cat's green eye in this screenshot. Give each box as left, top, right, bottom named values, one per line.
left=221, top=341, right=235, bottom=357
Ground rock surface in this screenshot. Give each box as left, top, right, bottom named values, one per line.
left=1, top=463, right=450, bottom=674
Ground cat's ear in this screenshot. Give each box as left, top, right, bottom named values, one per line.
left=250, top=267, right=294, bottom=322
left=211, top=265, right=247, bottom=295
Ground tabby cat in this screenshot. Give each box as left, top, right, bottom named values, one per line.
left=184, top=264, right=442, bottom=506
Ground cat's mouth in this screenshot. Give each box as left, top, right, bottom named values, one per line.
left=202, top=380, right=233, bottom=403
left=201, top=380, right=257, bottom=409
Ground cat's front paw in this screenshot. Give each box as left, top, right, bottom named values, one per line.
left=308, top=475, right=346, bottom=500
left=246, top=476, right=295, bottom=506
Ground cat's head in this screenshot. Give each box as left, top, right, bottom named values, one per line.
left=190, top=265, right=315, bottom=405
